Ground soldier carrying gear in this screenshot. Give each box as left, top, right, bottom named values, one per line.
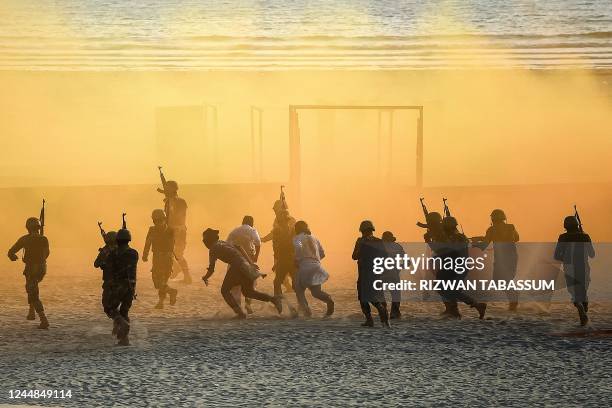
left=554, top=215, right=595, bottom=326
left=94, top=230, right=117, bottom=331
left=437, top=217, right=487, bottom=320
left=262, top=194, right=298, bottom=315
left=157, top=178, right=191, bottom=284
left=143, top=209, right=178, bottom=309
left=352, top=220, right=390, bottom=328
left=381, top=231, right=404, bottom=319
left=201, top=228, right=282, bottom=319
left=105, top=228, right=139, bottom=346
left=473, top=209, right=520, bottom=311
left=7, top=216, right=50, bottom=329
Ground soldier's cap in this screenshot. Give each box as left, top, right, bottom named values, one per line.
left=25, top=217, right=41, bottom=231
left=104, top=231, right=117, bottom=245
left=490, top=209, right=506, bottom=221
left=157, top=180, right=179, bottom=195
left=116, top=228, right=132, bottom=242
left=203, top=228, right=220, bottom=242
left=442, top=216, right=458, bottom=228
left=381, top=231, right=396, bottom=242
left=564, top=215, right=579, bottom=230
left=359, top=220, right=375, bottom=233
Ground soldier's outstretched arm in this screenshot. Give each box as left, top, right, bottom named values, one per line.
left=42, top=236, right=50, bottom=260
left=261, top=231, right=273, bottom=243
left=142, top=229, right=152, bottom=262
left=7, top=237, right=25, bottom=261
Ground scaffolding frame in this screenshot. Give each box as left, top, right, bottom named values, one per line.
left=288, top=105, right=424, bottom=202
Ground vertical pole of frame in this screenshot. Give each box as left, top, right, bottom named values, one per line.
left=377, top=110, right=382, bottom=181
left=250, top=106, right=256, bottom=181
left=289, top=106, right=301, bottom=208
left=388, top=110, right=394, bottom=183
left=416, top=106, right=424, bottom=189
left=258, top=108, right=263, bottom=183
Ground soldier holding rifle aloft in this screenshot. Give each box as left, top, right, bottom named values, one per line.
left=94, top=222, right=118, bottom=330
left=157, top=167, right=192, bottom=284
left=554, top=207, right=595, bottom=326
left=7, top=200, right=50, bottom=329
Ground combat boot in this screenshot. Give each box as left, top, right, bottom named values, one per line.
left=440, top=302, right=455, bottom=317
left=114, top=316, right=130, bottom=340
left=168, top=288, right=178, bottom=306
left=38, top=312, right=49, bottom=330
left=232, top=308, right=247, bottom=320
left=245, top=299, right=254, bottom=314
left=472, top=303, right=487, bottom=319
left=582, top=302, right=589, bottom=313
left=361, top=316, right=374, bottom=327
left=26, top=305, right=36, bottom=321
left=271, top=296, right=283, bottom=314
left=117, top=336, right=130, bottom=346
left=574, top=303, right=589, bottom=326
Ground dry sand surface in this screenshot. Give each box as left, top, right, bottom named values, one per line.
left=1, top=261, right=612, bottom=407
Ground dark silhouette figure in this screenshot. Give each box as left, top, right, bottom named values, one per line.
left=352, top=220, right=390, bottom=328
left=474, top=209, right=520, bottom=311
left=159, top=180, right=191, bottom=284
left=381, top=231, right=404, bottom=319
left=554, top=215, right=595, bottom=326
left=262, top=199, right=297, bottom=313
left=202, top=228, right=282, bottom=319
left=104, top=228, right=138, bottom=346
left=94, top=230, right=117, bottom=324
left=293, top=220, right=334, bottom=317
left=7, top=217, right=50, bottom=329
left=421, top=211, right=453, bottom=314
left=438, top=217, right=487, bottom=320
left=143, top=209, right=178, bottom=309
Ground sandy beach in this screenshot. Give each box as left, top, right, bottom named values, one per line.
left=1, top=262, right=611, bottom=407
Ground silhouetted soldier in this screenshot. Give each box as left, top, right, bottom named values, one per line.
left=105, top=228, right=138, bottom=346
left=262, top=199, right=297, bottom=303
left=227, top=215, right=261, bottom=314
left=202, top=228, right=282, bottom=319
left=143, top=209, right=178, bottom=309
left=381, top=231, right=404, bottom=319
left=293, top=220, right=334, bottom=317
left=474, top=209, right=520, bottom=311
left=352, top=220, right=390, bottom=327
left=554, top=215, right=595, bottom=326
left=159, top=180, right=191, bottom=284
left=7, top=217, right=50, bottom=329
left=438, top=217, right=487, bottom=319
left=94, top=230, right=117, bottom=330
left=421, top=211, right=452, bottom=315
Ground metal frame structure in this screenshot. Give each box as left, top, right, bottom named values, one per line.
left=288, top=105, right=424, bottom=202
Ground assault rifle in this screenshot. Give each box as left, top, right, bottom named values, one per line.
left=417, top=197, right=429, bottom=229
left=122, top=213, right=127, bottom=230
left=157, top=166, right=168, bottom=195
left=442, top=197, right=451, bottom=218
left=574, top=205, right=584, bottom=233
left=39, top=199, right=46, bottom=236
left=280, top=185, right=288, bottom=209
left=97, top=221, right=106, bottom=240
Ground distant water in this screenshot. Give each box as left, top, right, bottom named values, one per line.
left=1, top=0, right=611, bottom=70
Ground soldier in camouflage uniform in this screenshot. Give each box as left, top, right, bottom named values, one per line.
left=104, top=228, right=138, bottom=346
left=94, top=230, right=117, bottom=329
left=7, top=217, right=50, bottom=329
left=143, top=209, right=178, bottom=309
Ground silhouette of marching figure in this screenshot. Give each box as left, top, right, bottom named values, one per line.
left=202, top=228, right=282, bottom=319
left=261, top=186, right=298, bottom=315
left=143, top=209, right=178, bottom=309
left=473, top=209, right=520, bottom=311
left=293, top=220, right=334, bottom=318
left=157, top=167, right=191, bottom=284
left=437, top=217, right=487, bottom=320
left=105, top=227, right=139, bottom=346
left=381, top=231, right=404, bottom=319
left=94, top=227, right=117, bottom=331
left=227, top=215, right=262, bottom=314
left=554, top=212, right=595, bottom=326
left=352, top=220, right=390, bottom=328
left=7, top=213, right=50, bottom=329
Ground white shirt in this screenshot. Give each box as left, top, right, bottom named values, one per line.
left=227, top=224, right=261, bottom=260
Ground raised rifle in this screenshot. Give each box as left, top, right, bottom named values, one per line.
left=39, top=199, right=46, bottom=236
left=574, top=204, right=584, bottom=233
left=417, top=197, right=429, bottom=229
left=157, top=166, right=168, bottom=194
left=442, top=197, right=451, bottom=218
left=280, top=185, right=288, bottom=209
left=122, top=213, right=127, bottom=230
left=98, top=221, right=106, bottom=240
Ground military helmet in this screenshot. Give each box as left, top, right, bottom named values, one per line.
left=381, top=231, right=396, bottom=242
left=359, top=220, right=375, bottom=233
left=425, top=212, right=443, bottom=225
left=25, top=217, right=41, bottom=231
left=564, top=215, right=579, bottom=230
left=116, top=228, right=132, bottom=242
left=442, top=216, right=458, bottom=229
left=104, top=230, right=117, bottom=245
left=151, top=209, right=166, bottom=220
left=490, top=209, right=506, bottom=222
